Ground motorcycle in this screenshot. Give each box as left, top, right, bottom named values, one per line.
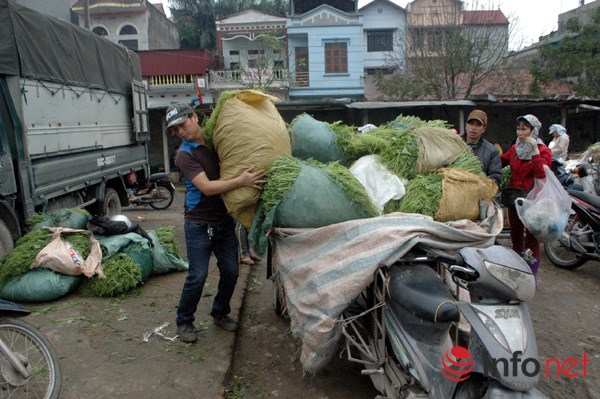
left=339, top=244, right=546, bottom=399
left=543, top=189, right=600, bottom=269
left=269, top=239, right=546, bottom=398
left=128, top=172, right=175, bottom=210
left=0, top=299, right=61, bottom=398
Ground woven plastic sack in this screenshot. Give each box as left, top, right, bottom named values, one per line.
left=415, top=127, right=470, bottom=175
left=515, top=165, right=572, bottom=243
left=289, top=114, right=347, bottom=164
left=31, top=209, right=89, bottom=231
left=148, top=231, right=188, bottom=275
left=1, top=269, right=82, bottom=303
left=249, top=162, right=378, bottom=255
left=122, top=242, right=153, bottom=282
left=437, top=168, right=498, bottom=222
left=212, top=90, right=291, bottom=229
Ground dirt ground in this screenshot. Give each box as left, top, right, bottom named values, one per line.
left=22, top=187, right=600, bottom=399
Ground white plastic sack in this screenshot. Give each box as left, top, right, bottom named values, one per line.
left=350, top=155, right=406, bottom=211
left=515, top=165, right=572, bottom=243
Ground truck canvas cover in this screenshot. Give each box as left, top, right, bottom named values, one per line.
left=0, top=0, right=141, bottom=94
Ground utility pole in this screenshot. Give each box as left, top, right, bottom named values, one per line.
left=84, top=0, right=90, bottom=29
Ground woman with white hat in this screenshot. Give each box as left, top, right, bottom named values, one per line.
left=500, top=114, right=553, bottom=276
left=548, top=124, right=570, bottom=161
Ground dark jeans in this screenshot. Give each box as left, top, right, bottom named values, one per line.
left=176, top=217, right=239, bottom=326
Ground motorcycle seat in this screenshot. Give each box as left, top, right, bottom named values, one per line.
left=568, top=189, right=600, bottom=208
left=388, top=264, right=460, bottom=323
left=149, top=172, right=168, bottom=182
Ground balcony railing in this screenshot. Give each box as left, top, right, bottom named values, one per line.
left=208, top=69, right=291, bottom=88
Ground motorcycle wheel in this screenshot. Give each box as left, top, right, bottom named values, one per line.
left=148, top=185, right=174, bottom=210
left=0, top=317, right=61, bottom=399
left=543, top=219, right=587, bottom=269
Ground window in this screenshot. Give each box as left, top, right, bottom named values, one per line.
left=428, top=30, right=442, bottom=50
left=229, top=62, right=240, bottom=70
left=92, top=26, right=108, bottom=36
left=248, top=49, right=264, bottom=55
left=229, top=50, right=240, bottom=56
left=324, top=42, right=347, bottom=73
left=273, top=60, right=285, bottom=69
left=248, top=59, right=258, bottom=68
left=367, top=30, right=394, bottom=52
left=412, top=28, right=424, bottom=50
left=118, top=39, right=138, bottom=50
left=119, top=25, right=137, bottom=35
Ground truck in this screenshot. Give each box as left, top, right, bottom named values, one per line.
left=0, top=0, right=150, bottom=258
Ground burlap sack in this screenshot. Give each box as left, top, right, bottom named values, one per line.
left=437, top=168, right=498, bottom=222
left=212, top=90, right=291, bottom=228
left=415, top=127, right=470, bottom=175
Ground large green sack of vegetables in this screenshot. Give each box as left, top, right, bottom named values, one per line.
left=96, top=233, right=153, bottom=282
left=250, top=156, right=379, bottom=254
left=29, top=208, right=90, bottom=231
left=206, top=90, right=291, bottom=229
left=1, top=269, right=82, bottom=303
left=399, top=168, right=497, bottom=222
left=288, top=113, right=347, bottom=164
left=148, top=230, right=188, bottom=275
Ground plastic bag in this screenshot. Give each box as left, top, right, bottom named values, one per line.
left=31, top=227, right=104, bottom=278
left=349, top=155, right=405, bottom=212
left=515, top=165, right=572, bottom=243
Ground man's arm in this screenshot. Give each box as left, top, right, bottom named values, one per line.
left=190, top=168, right=266, bottom=196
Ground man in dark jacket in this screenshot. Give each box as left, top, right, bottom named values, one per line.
left=464, top=110, right=502, bottom=185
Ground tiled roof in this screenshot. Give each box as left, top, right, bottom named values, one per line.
left=137, top=50, right=214, bottom=76
left=463, top=10, right=509, bottom=25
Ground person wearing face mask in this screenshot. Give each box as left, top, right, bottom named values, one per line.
left=501, top=114, right=553, bottom=276
left=548, top=124, right=570, bottom=161
left=464, top=110, right=502, bottom=185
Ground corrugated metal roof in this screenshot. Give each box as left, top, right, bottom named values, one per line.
left=347, top=100, right=476, bottom=109
left=137, top=50, right=214, bottom=76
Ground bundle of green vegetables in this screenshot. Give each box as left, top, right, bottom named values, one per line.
left=77, top=253, right=142, bottom=297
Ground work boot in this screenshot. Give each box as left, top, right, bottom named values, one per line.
left=176, top=323, right=198, bottom=343
left=213, top=315, right=238, bottom=332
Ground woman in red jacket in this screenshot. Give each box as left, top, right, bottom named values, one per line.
left=501, top=114, right=553, bottom=275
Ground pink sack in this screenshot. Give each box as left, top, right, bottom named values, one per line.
left=31, top=227, right=104, bottom=278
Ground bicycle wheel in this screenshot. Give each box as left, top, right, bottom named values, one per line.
left=0, top=317, right=61, bottom=399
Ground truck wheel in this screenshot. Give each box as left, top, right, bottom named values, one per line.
left=0, top=220, right=14, bottom=260
left=101, top=188, right=122, bottom=217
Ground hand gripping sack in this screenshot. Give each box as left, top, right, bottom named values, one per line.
left=515, top=165, right=572, bottom=243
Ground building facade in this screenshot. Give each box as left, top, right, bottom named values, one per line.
left=287, top=0, right=364, bottom=101
left=212, top=10, right=288, bottom=99
left=71, top=0, right=178, bottom=51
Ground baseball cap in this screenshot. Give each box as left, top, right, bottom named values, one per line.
left=166, top=104, right=194, bottom=128
left=467, top=110, right=487, bottom=126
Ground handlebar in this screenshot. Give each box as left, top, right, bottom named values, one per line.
left=423, top=247, right=479, bottom=282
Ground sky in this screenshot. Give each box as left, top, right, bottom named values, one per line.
left=157, top=0, right=580, bottom=50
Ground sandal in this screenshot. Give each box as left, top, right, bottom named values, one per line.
left=240, top=257, right=255, bottom=265
left=249, top=252, right=262, bottom=262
